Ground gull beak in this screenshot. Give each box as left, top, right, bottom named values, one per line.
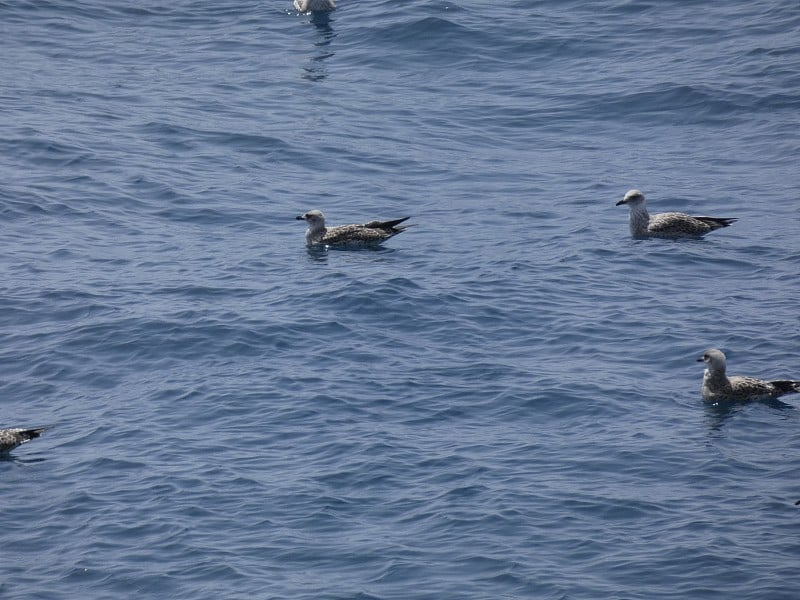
left=696, top=356, right=705, bottom=362
left=295, top=214, right=306, bottom=221
left=615, top=199, right=626, bottom=206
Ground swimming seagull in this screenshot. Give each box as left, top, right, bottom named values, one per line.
left=294, top=0, right=336, bottom=13
left=296, top=210, right=412, bottom=247
left=616, top=189, right=737, bottom=238
left=0, top=427, right=48, bottom=454
left=698, top=348, right=800, bottom=402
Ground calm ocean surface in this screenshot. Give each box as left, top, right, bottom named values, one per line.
left=2, top=1, right=799, bottom=598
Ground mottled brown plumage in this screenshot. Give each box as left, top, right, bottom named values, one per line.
left=0, top=427, right=47, bottom=454
left=296, top=210, right=412, bottom=247
left=698, top=348, right=800, bottom=402
left=616, top=189, right=736, bottom=238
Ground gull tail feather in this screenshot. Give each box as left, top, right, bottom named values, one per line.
left=695, top=216, right=738, bottom=229
left=364, top=216, right=411, bottom=229
left=770, top=380, right=800, bottom=395
left=18, top=427, right=48, bottom=443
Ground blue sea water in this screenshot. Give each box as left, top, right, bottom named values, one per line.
left=2, top=0, right=800, bottom=598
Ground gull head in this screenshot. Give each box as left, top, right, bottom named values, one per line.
left=698, top=348, right=727, bottom=374
left=615, top=189, right=646, bottom=207
left=296, top=210, right=326, bottom=230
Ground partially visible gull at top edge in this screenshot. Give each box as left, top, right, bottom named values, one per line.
left=294, top=0, right=336, bottom=13
left=616, top=189, right=737, bottom=238
left=296, top=210, right=412, bottom=248
left=0, top=426, right=48, bottom=454
left=698, top=348, right=800, bottom=403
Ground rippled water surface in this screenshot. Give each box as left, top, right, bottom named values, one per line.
left=2, top=1, right=799, bottom=598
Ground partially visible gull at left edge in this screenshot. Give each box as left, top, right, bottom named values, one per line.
left=0, top=426, right=48, bottom=455
left=296, top=210, right=412, bottom=247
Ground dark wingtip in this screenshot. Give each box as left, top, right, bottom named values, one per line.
left=381, top=216, right=411, bottom=227
left=767, top=380, right=800, bottom=395
left=386, top=216, right=411, bottom=228
left=695, top=216, right=738, bottom=229
left=363, top=217, right=412, bottom=230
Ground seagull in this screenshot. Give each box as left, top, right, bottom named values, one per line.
left=294, top=0, right=336, bottom=13
left=0, top=427, right=47, bottom=454
left=295, top=210, right=412, bottom=247
left=616, top=189, right=737, bottom=238
left=698, top=348, right=800, bottom=402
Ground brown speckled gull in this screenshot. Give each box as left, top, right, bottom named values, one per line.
left=698, top=348, right=800, bottom=402
left=295, top=210, right=412, bottom=247
left=616, top=189, right=737, bottom=238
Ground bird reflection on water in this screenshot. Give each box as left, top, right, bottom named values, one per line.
left=300, top=12, right=337, bottom=82
left=704, top=396, right=794, bottom=433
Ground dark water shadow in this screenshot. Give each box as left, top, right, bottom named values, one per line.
left=300, top=12, right=337, bottom=82
left=0, top=453, right=48, bottom=465
left=704, top=396, right=794, bottom=432
left=304, top=244, right=397, bottom=262
left=304, top=244, right=330, bottom=263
